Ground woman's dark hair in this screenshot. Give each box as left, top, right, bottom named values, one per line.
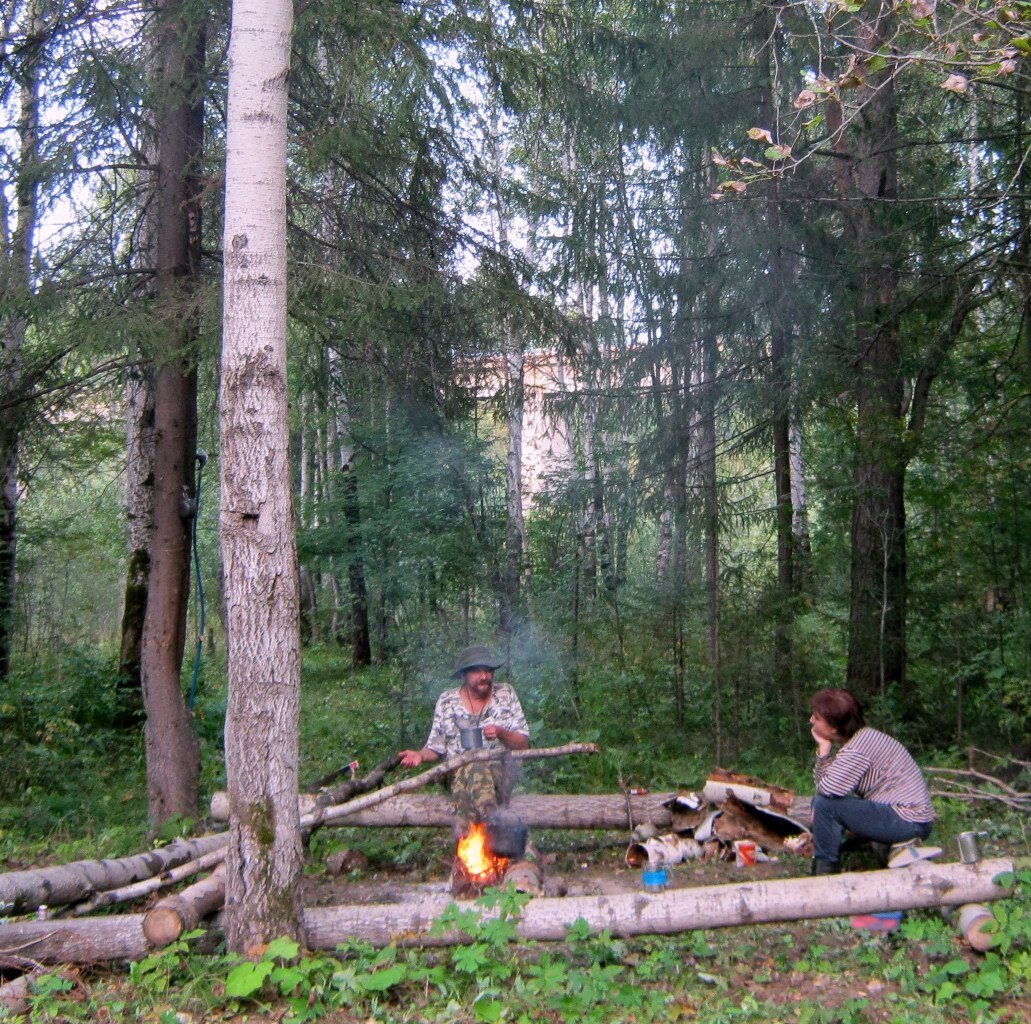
left=810, top=688, right=865, bottom=739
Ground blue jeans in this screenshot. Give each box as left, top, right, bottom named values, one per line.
left=812, top=795, right=933, bottom=866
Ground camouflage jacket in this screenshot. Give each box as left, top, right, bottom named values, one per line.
left=425, top=682, right=529, bottom=757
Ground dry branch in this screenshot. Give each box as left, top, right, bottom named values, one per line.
left=315, top=755, right=402, bottom=808
left=926, top=763, right=1031, bottom=811
left=0, top=834, right=228, bottom=915
left=967, top=747, right=1031, bottom=771
left=929, top=787, right=1030, bottom=811
left=296, top=743, right=600, bottom=833
left=927, top=766, right=1026, bottom=797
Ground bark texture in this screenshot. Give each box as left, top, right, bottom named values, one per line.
left=0, top=0, right=42, bottom=682
left=115, top=367, right=154, bottom=723
left=141, top=0, right=206, bottom=823
left=220, top=0, right=304, bottom=951
left=0, top=834, right=227, bottom=914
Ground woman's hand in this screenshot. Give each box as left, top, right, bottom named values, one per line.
left=811, top=728, right=834, bottom=758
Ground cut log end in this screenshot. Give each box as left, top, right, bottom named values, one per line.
left=142, top=905, right=185, bottom=947
left=957, top=903, right=998, bottom=952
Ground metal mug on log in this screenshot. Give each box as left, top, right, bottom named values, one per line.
left=957, top=831, right=988, bottom=864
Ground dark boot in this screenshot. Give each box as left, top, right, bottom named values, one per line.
left=811, top=858, right=839, bottom=876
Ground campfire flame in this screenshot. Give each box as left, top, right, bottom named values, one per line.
left=456, top=821, right=508, bottom=880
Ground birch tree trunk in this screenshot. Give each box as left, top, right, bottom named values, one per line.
left=789, top=423, right=811, bottom=587
left=0, top=0, right=41, bottom=682
left=117, top=56, right=163, bottom=718
left=116, top=364, right=155, bottom=723
left=328, top=353, right=371, bottom=666
left=487, top=109, right=527, bottom=638
left=220, top=0, right=305, bottom=950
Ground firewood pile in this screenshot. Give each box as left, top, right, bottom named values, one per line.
left=625, top=769, right=813, bottom=871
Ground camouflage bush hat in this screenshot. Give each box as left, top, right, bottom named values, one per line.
left=451, top=644, right=505, bottom=678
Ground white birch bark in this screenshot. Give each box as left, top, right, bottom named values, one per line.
left=789, top=421, right=811, bottom=559
left=219, top=0, right=304, bottom=950
left=304, top=858, right=1017, bottom=948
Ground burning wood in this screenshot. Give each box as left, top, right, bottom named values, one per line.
left=452, top=822, right=509, bottom=897
left=450, top=815, right=544, bottom=898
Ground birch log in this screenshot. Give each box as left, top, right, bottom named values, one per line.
left=0, top=914, right=150, bottom=964
left=0, top=858, right=1018, bottom=963
left=143, top=863, right=226, bottom=947
left=66, top=848, right=228, bottom=917
left=211, top=792, right=675, bottom=829
left=0, top=834, right=228, bottom=914
left=304, top=858, right=1018, bottom=948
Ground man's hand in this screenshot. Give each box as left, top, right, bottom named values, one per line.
left=399, top=748, right=439, bottom=768
left=483, top=725, right=529, bottom=750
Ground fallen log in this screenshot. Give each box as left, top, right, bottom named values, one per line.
left=949, top=902, right=999, bottom=952
left=143, top=864, right=226, bottom=947
left=212, top=792, right=680, bottom=829
left=0, top=834, right=228, bottom=915
left=1, top=857, right=1019, bottom=963
left=297, top=743, right=600, bottom=833
left=64, top=847, right=228, bottom=918
left=55, top=747, right=602, bottom=930
left=304, top=857, right=1020, bottom=948
left=0, top=914, right=150, bottom=964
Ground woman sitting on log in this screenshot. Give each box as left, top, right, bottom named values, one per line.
left=809, top=688, right=936, bottom=875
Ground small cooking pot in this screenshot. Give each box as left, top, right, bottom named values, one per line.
left=485, top=809, right=528, bottom=860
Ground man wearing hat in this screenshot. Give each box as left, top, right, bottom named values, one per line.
left=399, top=644, right=529, bottom=827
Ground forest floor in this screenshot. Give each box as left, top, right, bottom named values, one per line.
left=287, top=824, right=1031, bottom=1024
left=5, top=813, right=1030, bottom=1022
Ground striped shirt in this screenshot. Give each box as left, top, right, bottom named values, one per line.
left=426, top=682, right=529, bottom=758
left=814, top=727, right=935, bottom=823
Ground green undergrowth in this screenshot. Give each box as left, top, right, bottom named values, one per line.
left=4, top=647, right=1031, bottom=1022
left=10, top=871, right=1031, bottom=1024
